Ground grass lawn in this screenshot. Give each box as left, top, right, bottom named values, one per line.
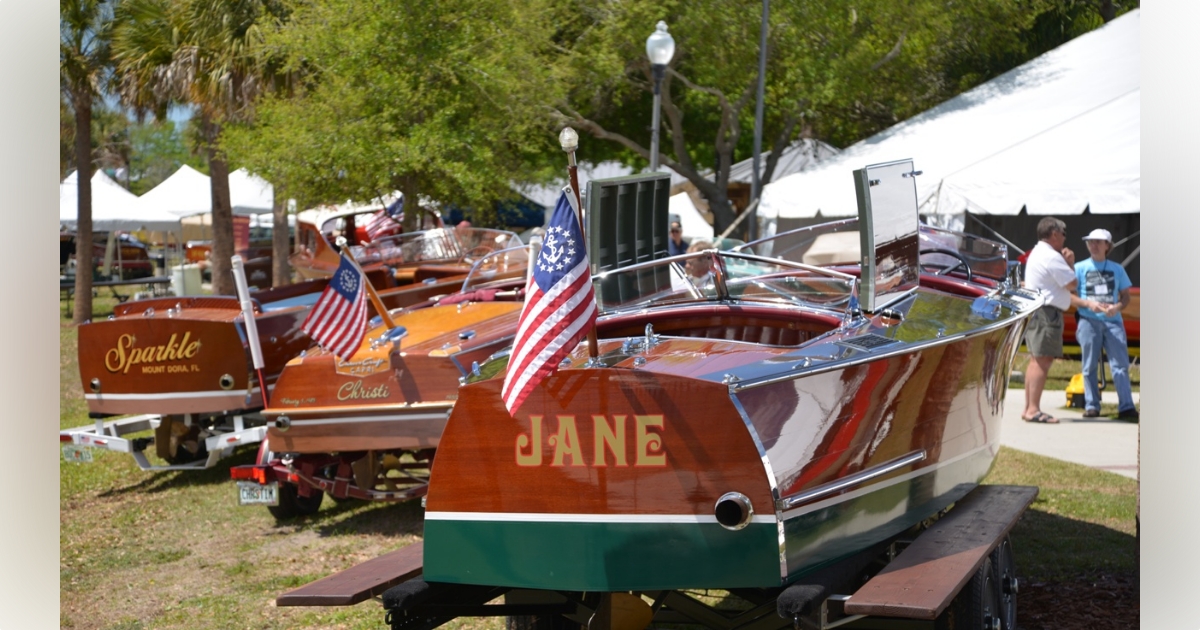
left=60, top=301, right=1137, bottom=629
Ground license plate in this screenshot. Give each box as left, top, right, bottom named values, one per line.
left=237, top=481, right=279, bottom=506
left=62, top=444, right=93, bottom=463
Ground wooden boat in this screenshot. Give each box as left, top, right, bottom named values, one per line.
left=67, top=240, right=530, bottom=468
left=289, top=206, right=516, bottom=281
left=231, top=260, right=530, bottom=514
left=419, top=160, right=1043, bottom=593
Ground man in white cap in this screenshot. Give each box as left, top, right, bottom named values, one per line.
left=1022, top=217, right=1106, bottom=423
left=1074, top=228, right=1138, bottom=420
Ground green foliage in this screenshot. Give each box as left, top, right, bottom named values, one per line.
left=222, top=0, right=563, bottom=221
left=128, top=120, right=208, bottom=195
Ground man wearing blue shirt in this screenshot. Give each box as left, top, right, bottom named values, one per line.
left=1075, top=229, right=1138, bottom=420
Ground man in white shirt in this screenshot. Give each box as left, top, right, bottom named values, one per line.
left=1022, top=217, right=1104, bottom=423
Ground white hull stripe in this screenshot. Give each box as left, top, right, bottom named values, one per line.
left=277, top=413, right=450, bottom=426
left=425, top=512, right=778, bottom=525
left=85, top=388, right=262, bottom=402
left=779, top=442, right=996, bottom=520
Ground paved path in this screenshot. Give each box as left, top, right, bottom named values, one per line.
left=1000, top=388, right=1140, bottom=479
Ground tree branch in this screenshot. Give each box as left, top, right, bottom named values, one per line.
left=870, top=31, right=906, bottom=71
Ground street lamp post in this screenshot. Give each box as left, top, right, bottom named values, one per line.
left=645, top=21, right=675, bottom=172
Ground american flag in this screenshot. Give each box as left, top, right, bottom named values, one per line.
left=502, top=187, right=597, bottom=415
left=364, top=197, right=404, bottom=242
left=301, top=255, right=370, bottom=360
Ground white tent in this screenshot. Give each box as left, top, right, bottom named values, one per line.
left=138, top=165, right=276, bottom=219
left=229, top=168, right=275, bottom=214
left=726, top=138, right=839, bottom=185
left=759, top=9, right=1139, bottom=221
left=669, top=193, right=713, bottom=239
left=137, top=164, right=212, bottom=218
left=59, top=170, right=181, bottom=233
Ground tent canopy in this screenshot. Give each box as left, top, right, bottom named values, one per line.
left=726, top=138, right=839, bottom=184
left=59, top=170, right=181, bottom=233
left=138, top=165, right=275, bottom=219
left=669, top=193, right=713, bottom=240
left=760, top=9, right=1139, bottom=220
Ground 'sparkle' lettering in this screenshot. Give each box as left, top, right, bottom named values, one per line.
left=514, top=414, right=665, bottom=468
left=105, top=333, right=201, bottom=374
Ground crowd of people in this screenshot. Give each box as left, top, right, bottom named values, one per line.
left=1021, top=217, right=1138, bottom=424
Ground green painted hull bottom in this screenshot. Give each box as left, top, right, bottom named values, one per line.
left=423, top=520, right=782, bottom=590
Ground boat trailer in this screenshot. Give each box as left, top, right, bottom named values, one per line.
left=59, top=412, right=267, bottom=471
left=273, top=484, right=1037, bottom=630
left=229, top=441, right=433, bottom=519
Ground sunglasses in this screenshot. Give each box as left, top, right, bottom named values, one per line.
left=670, top=228, right=681, bottom=233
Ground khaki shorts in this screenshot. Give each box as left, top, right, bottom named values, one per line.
left=1024, top=305, right=1064, bottom=358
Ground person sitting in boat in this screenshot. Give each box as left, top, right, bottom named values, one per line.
left=1074, top=229, right=1138, bottom=421
left=668, top=239, right=715, bottom=293
left=684, top=240, right=716, bottom=285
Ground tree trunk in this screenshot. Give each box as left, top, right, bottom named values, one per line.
left=72, top=92, right=94, bottom=325
left=400, top=174, right=420, bottom=233
left=204, top=116, right=236, bottom=297
left=271, top=188, right=291, bottom=287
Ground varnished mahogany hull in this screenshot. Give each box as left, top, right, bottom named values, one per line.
left=423, top=318, right=1027, bottom=591
left=265, top=301, right=523, bottom=453
left=77, top=296, right=311, bottom=416
left=76, top=276, right=481, bottom=417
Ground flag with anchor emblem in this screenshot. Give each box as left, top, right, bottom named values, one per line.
left=301, top=254, right=369, bottom=360
left=502, top=187, right=597, bottom=415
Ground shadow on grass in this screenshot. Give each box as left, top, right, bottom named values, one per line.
left=1010, top=506, right=1137, bottom=580
left=97, top=445, right=260, bottom=498
left=267, top=495, right=426, bottom=539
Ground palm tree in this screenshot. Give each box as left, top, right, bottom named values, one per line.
left=61, top=0, right=115, bottom=324
left=113, top=0, right=284, bottom=296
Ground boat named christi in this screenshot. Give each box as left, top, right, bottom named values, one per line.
left=231, top=246, right=532, bottom=514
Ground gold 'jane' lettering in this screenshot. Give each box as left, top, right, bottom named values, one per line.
left=592, top=414, right=627, bottom=466
left=104, top=332, right=201, bottom=374
left=514, top=414, right=668, bottom=468
left=549, top=416, right=583, bottom=466
left=516, top=415, right=543, bottom=466
left=635, top=415, right=666, bottom=466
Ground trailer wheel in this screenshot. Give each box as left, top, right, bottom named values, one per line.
left=259, top=438, right=325, bottom=520
left=949, top=557, right=1001, bottom=630
left=156, top=417, right=208, bottom=465
left=268, top=483, right=324, bottom=520
left=990, top=537, right=1018, bottom=630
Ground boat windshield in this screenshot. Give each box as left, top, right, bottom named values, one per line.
left=459, top=245, right=532, bottom=293
left=592, top=251, right=857, bottom=316
left=737, top=219, right=1009, bottom=281
left=350, top=227, right=522, bottom=267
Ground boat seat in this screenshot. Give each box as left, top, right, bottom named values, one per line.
left=261, top=292, right=322, bottom=312
left=675, top=324, right=813, bottom=346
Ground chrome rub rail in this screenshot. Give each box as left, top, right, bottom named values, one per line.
left=775, top=450, right=927, bottom=512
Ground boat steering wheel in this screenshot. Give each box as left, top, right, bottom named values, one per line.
left=919, top=248, right=973, bottom=281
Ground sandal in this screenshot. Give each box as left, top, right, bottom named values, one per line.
left=1021, top=411, right=1060, bottom=424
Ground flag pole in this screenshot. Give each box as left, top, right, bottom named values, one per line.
left=336, top=236, right=398, bottom=330
left=231, top=255, right=270, bottom=408
left=559, top=127, right=600, bottom=360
